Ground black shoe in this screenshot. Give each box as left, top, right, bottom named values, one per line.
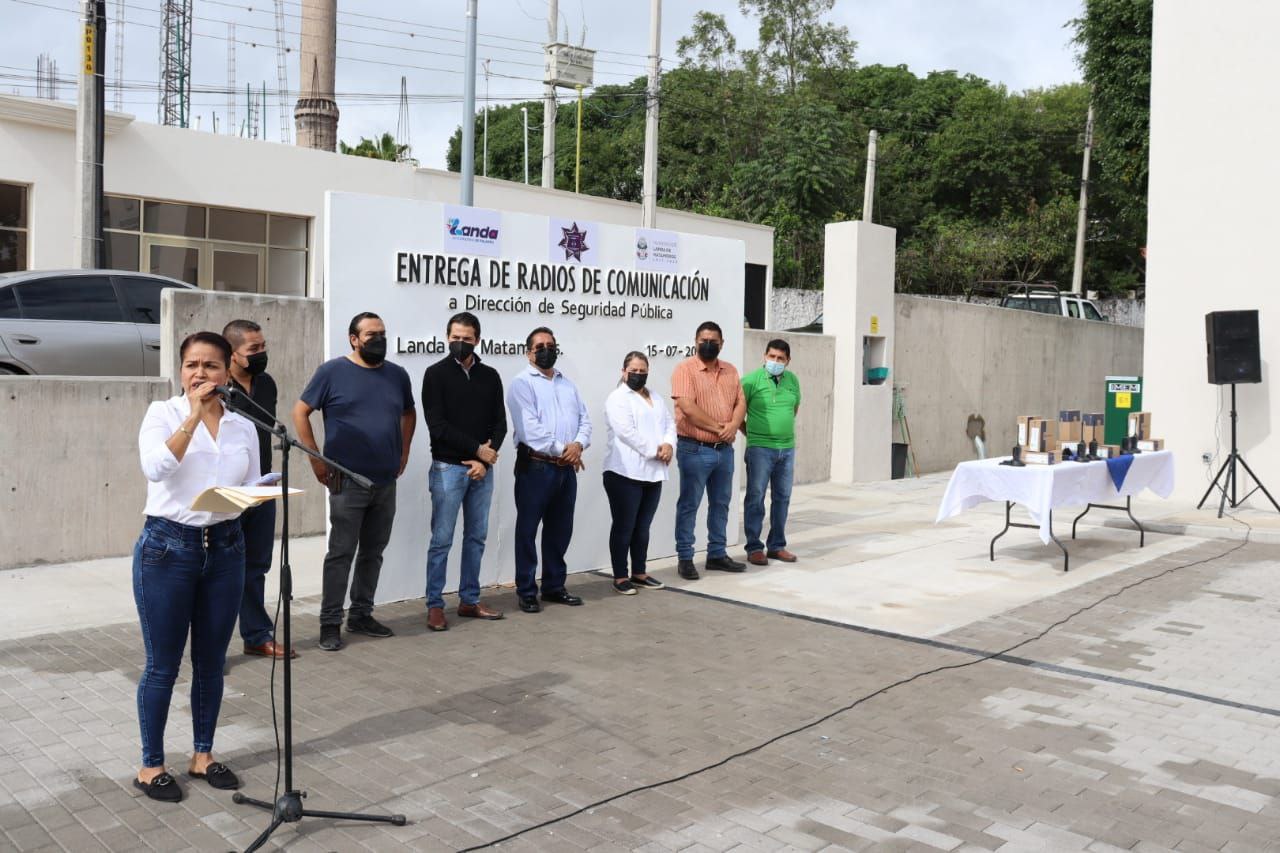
left=318, top=625, right=343, bottom=651
left=678, top=560, right=700, bottom=580
left=613, top=579, right=638, bottom=595
left=189, top=762, right=240, bottom=790
left=631, top=575, right=665, bottom=589
left=706, top=556, right=747, bottom=573
left=133, top=772, right=183, bottom=803
left=346, top=615, right=394, bottom=638
left=541, top=590, right=584, bottom=606
left=519, top=596, right=542, bottom=613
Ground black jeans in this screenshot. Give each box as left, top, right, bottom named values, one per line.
left=513, top=459, right=577, bottom=599
left=602, top=470, right=663, bottom=580
left=320, top=481, right=397, bottom=626
left=237, top=501, right=276, bottom=645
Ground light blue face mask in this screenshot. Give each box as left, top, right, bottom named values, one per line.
left=764, top=360, right=786, bottom=376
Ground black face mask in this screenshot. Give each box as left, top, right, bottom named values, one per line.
left=244, top=351, right=269, bottom=376
left=625, top=372, right=648, bottom=391
left=449, top=340, right=475, bottom=362
left=533, top=345, right=558, bottom=370
left=697, top=340, right=721, bottom=361
left=358, top=335, right=387, bottom=365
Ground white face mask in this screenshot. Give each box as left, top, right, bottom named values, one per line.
left=764, top=360, right=786, bottom=377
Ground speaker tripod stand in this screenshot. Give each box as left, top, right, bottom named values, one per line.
left=1197, top=383, right=1280, bottom=518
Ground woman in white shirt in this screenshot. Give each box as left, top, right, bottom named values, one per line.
left=603, top=351, right=677, bottom=594
left=132, top=332, right=260, bottom=803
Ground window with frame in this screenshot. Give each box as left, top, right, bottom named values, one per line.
left=102, top=195, right=310, bottom=295
left=0, top=182, right=29, bottom=273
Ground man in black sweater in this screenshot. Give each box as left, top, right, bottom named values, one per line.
left=420, top=311, right=508, bottom=631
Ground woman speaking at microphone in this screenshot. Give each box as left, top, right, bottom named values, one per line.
left=131, top=332, right=261, bottom=802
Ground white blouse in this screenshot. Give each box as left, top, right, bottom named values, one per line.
left=138, top=394, right=261, bottom=526
left=603, top=385, right=678, bottom=483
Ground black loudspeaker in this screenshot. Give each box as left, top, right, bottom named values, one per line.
left=1206, top=310, right=1261, bottom=385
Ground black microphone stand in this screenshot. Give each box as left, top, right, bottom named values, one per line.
left=219, top=386, right=407, bottom=850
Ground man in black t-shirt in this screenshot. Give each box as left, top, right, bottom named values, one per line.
left=294, top=312, right=417, bottom=652
left=223, top=319, right=295, bottom=660
left=420, top=311, right=507, bottom=632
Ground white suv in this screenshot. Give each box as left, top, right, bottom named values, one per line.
left=1001, top=284, right=1107, bottom=321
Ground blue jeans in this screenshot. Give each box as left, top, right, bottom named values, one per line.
left=426, top=461, right=495, bottom=609
left=513, top=459, right=577, bottom=599
left=675, top=438, right=734, bottom=561
left=744, top=446, right=795, bottom=554
left=133, top=516, right=245, bottom=768
left=237, top=501, right=277, bottom=646
left=602, top=470, right=663, bottom=579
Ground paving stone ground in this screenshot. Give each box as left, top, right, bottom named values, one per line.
left=4, top=477, right=1280, bottom=852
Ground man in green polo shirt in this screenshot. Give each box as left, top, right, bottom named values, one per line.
left=741, top=338, right=800, bottom=566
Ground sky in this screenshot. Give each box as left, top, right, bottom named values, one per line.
left=0, top=0, right=1083, bottom=169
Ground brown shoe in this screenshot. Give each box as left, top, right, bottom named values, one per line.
left=243, top=640, right=298, bottom=659
left=457, top=601, right=504, bottom=620
left=427, top=607, right=448, bottom=632
left=767, top=549, right=798, bottom=562
left=747, top=551, right=769, bottom=566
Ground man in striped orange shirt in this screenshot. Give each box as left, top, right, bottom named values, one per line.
left=671, top=321, right=747, bottom=580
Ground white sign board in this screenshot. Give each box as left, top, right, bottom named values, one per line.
left=324, top=192, right=746, bottom=605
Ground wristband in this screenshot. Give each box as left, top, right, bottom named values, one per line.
left=179, top=425, right=194, bottom=438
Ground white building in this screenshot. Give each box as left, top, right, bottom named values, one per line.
left=0, top=94, right=773, bottom=324
left=1146, top=0, right=1280, bottom=506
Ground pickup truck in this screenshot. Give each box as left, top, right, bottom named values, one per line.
left=1000, top=284, right=1107, bottom=321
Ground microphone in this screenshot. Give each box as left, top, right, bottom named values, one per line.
left=213, top=384, right=241, bottom=400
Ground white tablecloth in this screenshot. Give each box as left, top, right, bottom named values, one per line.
left=935, top=451, right=1176, bottom=544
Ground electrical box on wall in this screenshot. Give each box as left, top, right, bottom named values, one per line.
left=863, top=335, right=887, bottom=385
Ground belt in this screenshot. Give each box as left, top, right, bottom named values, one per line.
left=678, top=435, right=732, bottom=450
left=144, top=516, right=240, bottom=550
left=517, top=443, right=573, bottom=466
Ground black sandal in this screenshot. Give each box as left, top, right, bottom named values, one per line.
left=133, top=772, right=183, bottom=803
left=189, top=762, right=241, bottom=790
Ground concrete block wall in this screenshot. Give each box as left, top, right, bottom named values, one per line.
left=743, top=329, right=835, bottom=485
left=0, top=376, right=171, bottom=568
left=161, top=289, right=326, bottom=535
left=893, top=294, right=1144, bottom=474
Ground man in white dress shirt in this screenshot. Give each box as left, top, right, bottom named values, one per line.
left=506, top=326, right=591, bottom=613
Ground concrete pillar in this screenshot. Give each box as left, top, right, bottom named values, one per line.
left=824, top=220, right=897, bottom=483
left=294, top=0, right=338, bottom=151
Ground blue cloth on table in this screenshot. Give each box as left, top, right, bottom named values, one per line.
left=1106, top=454, right=1135, bottom=491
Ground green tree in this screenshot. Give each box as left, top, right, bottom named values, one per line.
left=339, top=132, right=411, bottom=163
left=1073, top=0, right=1152, bottom=292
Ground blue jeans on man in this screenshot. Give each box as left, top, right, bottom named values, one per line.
left=132, top=516, right=244, bottom=768
left=744, top=446, right=795, bottom=554
left=237, top=501, right=276, bottom=647
left=675, top=438, right=735, bottom=560
left=426, top=461, right=495, bottom=609
left=513, top=460, right=577, bottom=599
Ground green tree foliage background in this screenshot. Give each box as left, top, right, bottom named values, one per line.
left=443, top=0, right=1149, bottom=295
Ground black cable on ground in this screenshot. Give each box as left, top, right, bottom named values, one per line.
left=456, top=517, right=1255, bottom=852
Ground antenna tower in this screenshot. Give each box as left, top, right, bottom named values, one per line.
left=112, top=0, right=124, bottom=111
left=159, top=0, right=192, bottom=126
left=272, top=0, right=290, bottom=142
left=226, top=24, right=236, bottom=135
left=395, top=75, right=412, bottom=162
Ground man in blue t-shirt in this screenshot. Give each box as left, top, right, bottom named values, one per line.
left=294, top=312, right=417, bottom=651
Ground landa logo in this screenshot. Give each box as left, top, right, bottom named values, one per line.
left=446, top=218, right=499, bottom=240
left=635, top=236, right=649, bottom=260
left=558, top=222, right=590, bottom=261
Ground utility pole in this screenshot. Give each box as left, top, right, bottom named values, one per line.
left=541, top=0, right=558, bottom=189
left=575, top=84, right=583, bottom=193
left=75, top=0, right=107, bottom=268
left=460, top=0, right=478, bottom=205
left=521, top=105, right=529, bottom=184
left=482, top=58, right=490, bottom=178
left=862, top=129, right=877, bottom=222
left=640, top=0, right=661, bottom=228
left=1071, top=103, right=1095, bottom=295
